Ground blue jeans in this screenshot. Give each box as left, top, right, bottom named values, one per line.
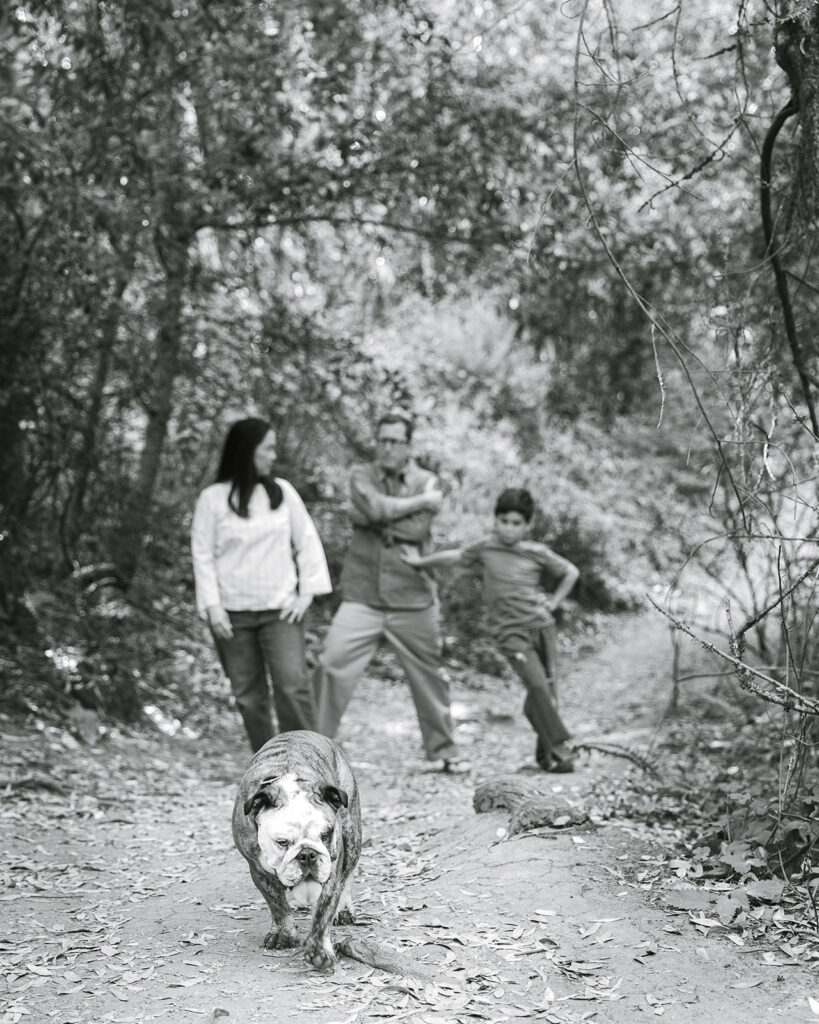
left=213, top=611, right=315, bottom=752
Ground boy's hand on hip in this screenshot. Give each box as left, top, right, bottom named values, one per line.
left=280, top=594, right=312, bottom=623
left=421, top=489, right=443, bottom=512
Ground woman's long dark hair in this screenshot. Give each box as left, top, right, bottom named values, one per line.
left=216, top=418, right=283, bottom=517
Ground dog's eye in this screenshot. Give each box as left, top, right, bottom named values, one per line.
left=320, top=828, right=333, bottom=843
left=276, top=839, right=289, bottom=849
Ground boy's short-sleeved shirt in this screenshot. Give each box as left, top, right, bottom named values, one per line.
left=460, top=534, right=575, bottom=644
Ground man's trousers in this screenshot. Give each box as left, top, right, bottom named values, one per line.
left=314, top=601, right=459, bottom=761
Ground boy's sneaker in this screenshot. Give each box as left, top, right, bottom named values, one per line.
left=544, top=744, right=577, bottom=773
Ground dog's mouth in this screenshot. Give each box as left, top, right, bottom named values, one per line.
left=286, top=879, right=322, bottom=909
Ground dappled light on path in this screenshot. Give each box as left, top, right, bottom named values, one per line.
left=1, top=612, right=817, bottom=1023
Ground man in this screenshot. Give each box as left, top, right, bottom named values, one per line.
left=314, top=411, right=468, bottom=773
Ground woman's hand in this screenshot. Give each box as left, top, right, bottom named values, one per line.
left=280, top=594, right=313, bottom=623
left=207, top=605, right=233, bottom=639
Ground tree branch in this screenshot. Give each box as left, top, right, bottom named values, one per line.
left=648, top=596, right=819, bottom=716
left=760, top=98, right=818, bottom=436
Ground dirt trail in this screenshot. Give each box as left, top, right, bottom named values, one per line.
left=1, top=611, right=815, bottom=1024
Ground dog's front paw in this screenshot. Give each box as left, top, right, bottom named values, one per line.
left=263, top=929, right=300, bottom=951
left=334, top=907, right=355, bottom=926
left=304, top=937, right=336, bottom=972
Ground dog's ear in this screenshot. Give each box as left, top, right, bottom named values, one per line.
left=244, top=784, right=282, bottom=818
left=317, top=783, right=349, bottom=812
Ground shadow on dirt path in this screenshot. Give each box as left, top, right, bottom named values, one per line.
left=1, top=610, right=815, bottom=1023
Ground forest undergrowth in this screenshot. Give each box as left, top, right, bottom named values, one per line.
left=584, top=686, right=819, bottom=960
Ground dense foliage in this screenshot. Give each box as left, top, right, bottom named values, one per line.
left=1, top=0, right=818, bottom=878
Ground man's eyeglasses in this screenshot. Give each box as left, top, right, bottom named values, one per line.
left=377, top=437, right=408, bottom=447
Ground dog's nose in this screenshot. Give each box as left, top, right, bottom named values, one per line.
left=297, top=848, right=318, bottom=867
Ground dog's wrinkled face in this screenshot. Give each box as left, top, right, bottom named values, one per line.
left=244, top=772, right=348, bottom=889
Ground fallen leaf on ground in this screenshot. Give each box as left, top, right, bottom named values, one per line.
left=742, top=880, right=785, bottom=902
left=663, top=890, right=713, bottom=912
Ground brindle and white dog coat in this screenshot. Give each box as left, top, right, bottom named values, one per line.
left=232, top=730, right=361, bottom=970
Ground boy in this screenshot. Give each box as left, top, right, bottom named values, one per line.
left=402, top=487, right=579, bottom=773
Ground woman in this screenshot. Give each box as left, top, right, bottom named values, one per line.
left=191, top=418, right=332, bottom=751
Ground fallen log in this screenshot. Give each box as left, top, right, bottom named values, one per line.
left=335, top=933, right=441, bottom=981
left=473, top=773, right=589, bottom=835
left=0, top=772, right=69, bottom=795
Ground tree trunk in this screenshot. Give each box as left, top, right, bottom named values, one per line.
left=0, top=211, right=40, bottom=628
left=61, top=271, right=131, bottom=564
left=777, top=4, right=819, bottom=222
left=112, top=221, right=190, bottom=584
left=797, top=5, right=819, bottom=221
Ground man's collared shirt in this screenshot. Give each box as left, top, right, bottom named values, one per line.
left=339, top=459, right=438, bottom=610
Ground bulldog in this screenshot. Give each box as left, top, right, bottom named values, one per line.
left=232, top=730, right=361, bottom=970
